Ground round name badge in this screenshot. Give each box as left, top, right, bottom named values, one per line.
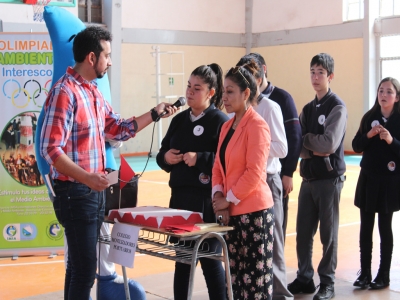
left=388, top=161, right=396, bottom=171
left=193, top=125, right=204, bottom=136
left=199, top=173, right=210, bottom=184
left=318, top=115, right=326, bottom=125
left=371, top=120, right=380, bottom=128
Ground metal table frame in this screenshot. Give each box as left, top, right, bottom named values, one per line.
left=99, top=224, right=233, bottom=300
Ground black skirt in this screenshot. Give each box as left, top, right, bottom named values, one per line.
left=354, top=168, right=400, bottom=213
left=169, top=186, right=215, bottom=223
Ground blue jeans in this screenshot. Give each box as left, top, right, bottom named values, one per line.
left=52, top=180, right=105, bottom=300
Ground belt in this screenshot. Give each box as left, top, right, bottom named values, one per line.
left=303, top=175, right=346, bottom=183
left=302, top=177, right=316, bottom=183
left=53, top=179, right=80, bottom=185
left=53, top=179, right=67, bottom=184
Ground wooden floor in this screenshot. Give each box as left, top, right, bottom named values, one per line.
left=1, top=163, right=400, bottom=299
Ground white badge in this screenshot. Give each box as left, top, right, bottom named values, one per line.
left=371, top=120, right=380, bottom=128
left=193, top=125, right=204, bottom=136
left=388, top=161, right=396, bottom=171
left=318, top=115, right=326, bottom=125
left=199, top=173, right=210, bottom=184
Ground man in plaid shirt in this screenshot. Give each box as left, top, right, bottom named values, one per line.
left=40, top=26, right=176, bottom=299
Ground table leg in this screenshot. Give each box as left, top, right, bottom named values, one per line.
left=122, top=266, right=131, bottom=300
left=187, top=237, right=201, bottom=300
left=186, top=232, right=233, bottom=300
left=215, top=234, right=233, bottom=300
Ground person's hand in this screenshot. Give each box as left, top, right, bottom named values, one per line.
left=155, top=102, right=178, bottom=118
left=212, top=192, right=230, bottom=213
left=281, top=175, right=293, bottom=198
left=379, top=127, right=393, bottom=144
left=216, top=209, right=230, bottom=226
left=164, top=149, right=183, bottom=165
left=367, top=124, right=382, bottom=139
left=183, top=152, right=197, bottom=167
left=85, top=173, right=110, bottom=192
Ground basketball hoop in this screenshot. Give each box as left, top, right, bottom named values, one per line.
left=30, top=0, right=51, bottom=22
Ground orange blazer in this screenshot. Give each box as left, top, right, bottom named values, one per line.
left=212, top=106, right=273, bottom=216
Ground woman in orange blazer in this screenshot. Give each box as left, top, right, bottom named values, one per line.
left=212, top=61, right=274, bottom=299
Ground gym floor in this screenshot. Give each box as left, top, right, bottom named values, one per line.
left=0, top=156, right=399, bottom=299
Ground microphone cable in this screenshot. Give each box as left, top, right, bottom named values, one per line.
left=134, top=97, right=186, bottom=177
left=137, top=120, right=157, bottom=178
left=138, top=98, right=185, bottom=177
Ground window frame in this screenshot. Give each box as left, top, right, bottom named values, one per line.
left=379, top=33, right=400, bottom=80
left=343, top=0, right=364, bottom=21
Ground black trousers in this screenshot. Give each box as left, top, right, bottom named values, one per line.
left=359, top=210, right=394, bottom=271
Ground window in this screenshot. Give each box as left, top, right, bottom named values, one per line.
left=343, top=0, right=364, bottom=21
left=380, top=0, right=400, bottom=17
left=78, top=0, right=102, bottom=23
left=380, top=35, right=400, bottom=79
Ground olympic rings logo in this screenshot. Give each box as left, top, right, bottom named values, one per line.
left=2, top=78, right=52, bottom=109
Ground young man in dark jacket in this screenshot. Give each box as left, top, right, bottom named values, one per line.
left=288, top=53, right=347, bottom=300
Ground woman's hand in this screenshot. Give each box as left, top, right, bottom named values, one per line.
left=212, top=192, right=230, bottom=213
left=216, top=209, right=230, bottom=226
left=183, top=152, right=197, bottom=167
left=367, top=124, right=383, bottom=139
left=379, top=127, right=393, bottom=144
left=164, top=149, right=183, bottom=165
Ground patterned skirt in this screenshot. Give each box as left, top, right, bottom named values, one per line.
left=225, top=207, right=274, bottom=300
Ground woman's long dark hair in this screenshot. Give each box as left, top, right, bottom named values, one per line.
left=359, top=77, right=400, bottom=134
left=191, top=63, right=224, bottom=110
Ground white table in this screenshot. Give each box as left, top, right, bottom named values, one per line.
left=99, top=222, right=233, bottom=300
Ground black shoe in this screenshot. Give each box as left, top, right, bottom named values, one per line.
left=287, top=278, right=316, bottom=294
left=369, top=270, right=390, bottom=289
left=353, top=269, right=371, bottom=288
left=313, top=283, right=335, bottom=300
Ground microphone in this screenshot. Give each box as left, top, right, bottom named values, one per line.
left=158, top=97, right=186, bottom=118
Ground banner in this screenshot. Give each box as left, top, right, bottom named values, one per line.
left=0, top=33, right=64, bottom=255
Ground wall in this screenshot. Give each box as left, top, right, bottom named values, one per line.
left=253, top=0, right=343, bottom=32
left=0, top=0, right=365, bottom=154
left=119, top=38, right=363, bottom=154
left=122, top=0, right=245, bottom=33
left=253, top=38, right=364, bottom=151
left=123, top=0, right=344, bottom=34
left=119, top=43, right=245, bottom=155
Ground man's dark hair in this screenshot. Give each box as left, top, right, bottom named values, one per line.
left=310, top=53, right=334, bottom=76
left=249, top=52, right=267, bottom=78
left=73, top=26, right=112, bottom=63
left=236, top=54, right=263, bottom=80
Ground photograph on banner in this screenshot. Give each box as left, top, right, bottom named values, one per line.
left=1, top=111, right=44, bottom=187
left=0, top=32, right=64, bottom=254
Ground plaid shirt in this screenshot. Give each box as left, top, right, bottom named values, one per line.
left=40, top=67, right=137, bottom=182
